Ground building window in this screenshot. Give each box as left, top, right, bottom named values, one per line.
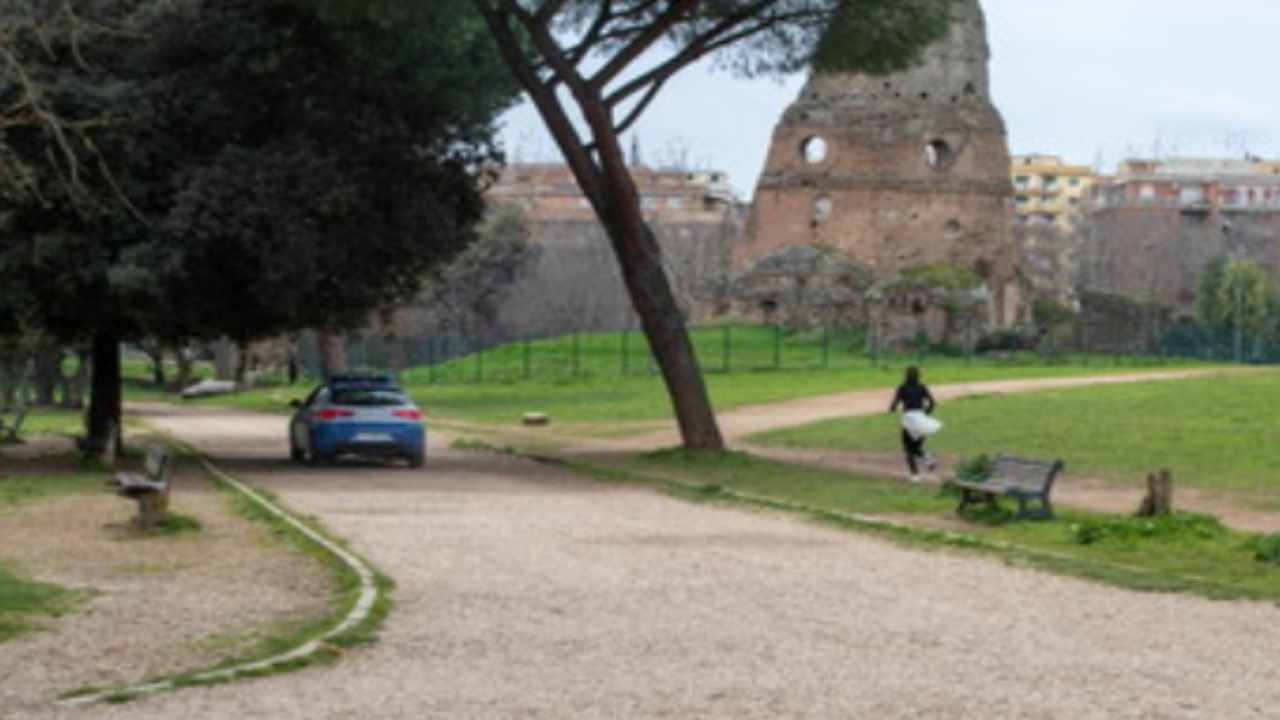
left=1068, top=178, right=1080, bottom=187
left=1015, top=195, right=1029, bottom=205
left=1043, top=175, right=1059, bottom=192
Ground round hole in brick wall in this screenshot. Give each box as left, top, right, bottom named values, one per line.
left=800, top=136, right=829, bottom=164
left=924, top=139, right=953, bottom=168
left=813, top=196, right=833, bottom=221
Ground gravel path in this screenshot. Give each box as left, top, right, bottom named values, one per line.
left=17, top=400, right=1279, bottom=719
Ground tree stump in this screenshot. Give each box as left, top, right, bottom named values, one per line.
left=522, top=412, right=550, bottom=427
left=1136, top=469, right=1174, bottom=517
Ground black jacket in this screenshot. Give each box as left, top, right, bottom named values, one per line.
left=890, top=382, right=935, bottom=414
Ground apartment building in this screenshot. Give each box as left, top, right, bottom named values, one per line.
left=1010, top=154, right=1096, bottom=230
left=1092, top=157, right=1280, bottom=214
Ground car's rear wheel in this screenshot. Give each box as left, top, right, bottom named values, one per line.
left=408, top=449, right=425, bottom=468
left=290, top=443, right=304, bottom=463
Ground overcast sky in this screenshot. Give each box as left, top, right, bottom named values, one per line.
left=497, top=0, right=1280, bottom=197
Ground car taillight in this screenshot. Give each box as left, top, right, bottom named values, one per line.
left=313, top=408, right=355, bottom=421
left=392, top=408, right=422, bottom=421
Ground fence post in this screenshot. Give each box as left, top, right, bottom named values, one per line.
left=622, top=330, right=630, bottom=376
left=773, top=323, right=782, bottom=369
left=572, top=332, right=580, bottom=379
left=523, top=337, right=531, bottom=380
left=427, top=337, right=437, bottom=385
left=821, top=322, right=830, bottom=368
left=475, top=343, right=483, bottom=383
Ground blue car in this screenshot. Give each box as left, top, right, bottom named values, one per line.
left=289, top=373, right=426, bottom=467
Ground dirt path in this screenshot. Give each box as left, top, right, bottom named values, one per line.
left=17, top=401, right=1278, bottom=719
left=490, top=367, right=1273, bottom=533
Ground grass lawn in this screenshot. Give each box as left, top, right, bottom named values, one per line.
left=0, top=465, right=102, bottom=507
left=173, top=348, right=1221, bottom=427
left=749, top=370, right=1280, bottom=497
left=611, top=448, right=1280, bottom=601
left=13, top=407, right=85, bottom=437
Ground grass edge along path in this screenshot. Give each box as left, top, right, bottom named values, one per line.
left=0, top=565, right=81, bottom=644
left=480, top=443, right=1280, bottom=604
left=58, top=450, right=389, bottom=707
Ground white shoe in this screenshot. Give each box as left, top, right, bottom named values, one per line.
left=909, top=474, right=922, bottom=484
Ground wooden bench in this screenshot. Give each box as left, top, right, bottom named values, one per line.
left=108, top=445, right=173, bottom=528
left=952, top=455, right=1064, bottom=520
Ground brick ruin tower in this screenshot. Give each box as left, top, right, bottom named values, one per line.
left=738, top=0, right=1020, bottom=326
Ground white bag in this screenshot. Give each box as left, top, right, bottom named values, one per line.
left=901, top=410, right=942, bottom=440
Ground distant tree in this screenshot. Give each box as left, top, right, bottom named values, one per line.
left=415, top=203, right=540, bottom=340
left=1198, top=258, right=1273, bottom=334
left=471, top=0, right=953, bottom=449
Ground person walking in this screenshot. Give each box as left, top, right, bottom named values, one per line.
left=889, top=366, right=939, bottom=483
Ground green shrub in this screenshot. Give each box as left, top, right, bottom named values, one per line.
left=952, top=454, right=993, bottom=483
left=1068, top=512, right=1225, bottom=546
left=1250, top=533, right=1280, bottom=565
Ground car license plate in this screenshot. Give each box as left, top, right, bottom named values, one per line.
left=354, top=432, right=393, bottom=443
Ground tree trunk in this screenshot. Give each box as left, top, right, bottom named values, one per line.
left=1136, top=469, right=1174, bottom=517
left=212, top=338, right=236, bottom=380
left=86, top=331, right=123, bottom=458
left=172, top=343, right=194, bottom=392
left=151, top=347, right=167, bottom=387
left=476, top=7, right=723, bottom=450
left=234, top=340, right=250, bottom=385
left=611, top=223, right=725, bottom=449
left=317, top=330, right=347, bottom=379
left=33, top=343, right=62, bottom=407
left=63, top=349, right=89, bottom=408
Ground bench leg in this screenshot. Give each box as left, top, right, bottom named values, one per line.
left=956, top=489, right=1001, bottom=516
left=1014, top=495, right=1054, bottom=520
left=136, top=490, right=170, bottom=529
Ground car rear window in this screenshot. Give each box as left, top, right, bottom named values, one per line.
left=330, top=389, right=408, bottom=407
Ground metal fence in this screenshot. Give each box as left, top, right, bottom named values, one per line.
left=287, top=319, right=1271, bottom=386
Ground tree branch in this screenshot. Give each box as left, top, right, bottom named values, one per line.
left=604, top=3, right=814, bottom=111
left=472, top=1, right=604, bottom=195
left=588, top=0, right=698, bottom=91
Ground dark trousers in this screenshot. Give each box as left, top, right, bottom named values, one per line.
left=901, top=429, right=926, bottom=474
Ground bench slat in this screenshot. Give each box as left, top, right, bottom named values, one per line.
left=953, top=455, right=1063, bottom=519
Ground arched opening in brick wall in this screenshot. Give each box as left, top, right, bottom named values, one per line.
left=801, top=136, right=829, bottom=164
left=924, top=139, right=953, bottom=169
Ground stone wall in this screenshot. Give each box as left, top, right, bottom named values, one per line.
left=492, top=214, right=741, bottom=338
left=741, top=0, right=1019, bottom=327
left=1079, top=207, right=1280, bottom=312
